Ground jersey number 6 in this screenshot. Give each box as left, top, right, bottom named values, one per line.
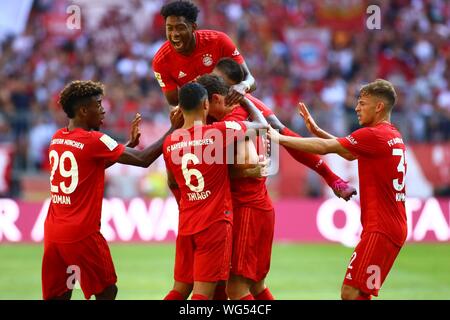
left=181, top=153, right=204, bottom=193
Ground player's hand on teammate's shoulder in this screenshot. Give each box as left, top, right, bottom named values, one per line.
left=170, top=106, right=184, bottom=129
left=126, top=113, right=142, bottom=148
left=225, top=81, right=249, bottom=106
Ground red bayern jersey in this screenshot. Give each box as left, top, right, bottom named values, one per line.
left=163, top=121, right=247, bottom=235
left=152, top=30, right=244, bottom=92
left=337, top=122, right=407, bottom=246
left=44, top=128, right=125, bottom=243
left=222, top=105, right=273, bottom=210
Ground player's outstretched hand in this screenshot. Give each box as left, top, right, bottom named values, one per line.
left=267, top=125, right=281, bottom=144
left=126, top=113, right=142, bottom=148
left=170, top=106, right=184, bottom=129
left=298, top=102, right=320, bottom=136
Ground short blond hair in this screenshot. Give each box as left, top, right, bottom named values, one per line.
left=359, top=79, right=397, bottom=110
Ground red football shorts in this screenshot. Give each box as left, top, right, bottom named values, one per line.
left=42, top=232, right=117, bottom=300
left=174, top=220, right=232, bottom=283
left=231, top=207, right=275, bottom=282
left=342, top=232, right=402, bottom=296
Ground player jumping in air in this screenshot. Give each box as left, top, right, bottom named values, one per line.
left=212, top=58, right=357, bottom=201
left=153, top=0, right=256, bottom=107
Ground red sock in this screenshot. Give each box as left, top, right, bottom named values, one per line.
left=191, top=294, right=209, bottom=300
left=164, top=290, right=185, bottom=300
left=240, top=294, right=254, bottom=300
left=213, top=284, right=228, bottom=300
left=280, top=127, right=339, bottom=186
left=356, top=293, right=372, bottom=300
left=254, top=288, right=274, bottom=300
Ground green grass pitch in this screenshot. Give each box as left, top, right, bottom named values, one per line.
left=0, top=243, right=449, bottom=299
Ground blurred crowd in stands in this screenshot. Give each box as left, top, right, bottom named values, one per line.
left=0, top=0, right=449, bottom=198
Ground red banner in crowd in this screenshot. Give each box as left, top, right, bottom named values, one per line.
left=315, top=0, right=366, bottom=31
left=0, top=197, right=449, bottom=245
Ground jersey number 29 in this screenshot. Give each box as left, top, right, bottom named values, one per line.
left=49, top=150, right=79, bottom=194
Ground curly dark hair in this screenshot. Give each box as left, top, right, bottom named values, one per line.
left=58, top=80, right=104, bottom=118
left=196, top=74, right=229, bottom=102
left=160, top=0, right=199, bottom=23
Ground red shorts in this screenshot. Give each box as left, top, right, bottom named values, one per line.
left=231, top=207, right=275, bottom=282
left=42, top=232, right=117, bottom=300
left=174, top=220, right=232, bottom=283
left=342, top=232, right=402, bottom=296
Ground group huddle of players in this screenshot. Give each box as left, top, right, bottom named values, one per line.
left=41, top=1, right=407, bottom=301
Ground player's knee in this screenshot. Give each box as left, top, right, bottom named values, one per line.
left=173, top=282, right=193, bottom=299
left=226, top=285, right=242, bottom=300
left=226, top=278, right=250, bottom=300
left=341, top=285, right=359, bottom=300
left=250, top=281, right=265, bottom=297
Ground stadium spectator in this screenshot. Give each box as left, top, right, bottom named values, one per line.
left=268, top=79, right=407, bottom=300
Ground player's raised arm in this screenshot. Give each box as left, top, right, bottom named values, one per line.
left=298, top=102, right=336, bottom=139
left=225, top=62, right=256, bottom=106
left=240, top=96, right=269, bottom=131
left=124, top=113, right=142, bottom=148
left=116, top=107, right=184, bottom=167
left=268, top=126, right=356, bottom=161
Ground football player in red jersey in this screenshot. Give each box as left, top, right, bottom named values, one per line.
left=42, top=80, right=182, bottom=300
left=268, top=79, right=407, bottom=300
left=153, top=0, right=256, bottom=107
left=162, top=82, right=268, bottom=300
left=212, top=58, right=357, bottom=201
left=196, top=74, right=275, bottom=300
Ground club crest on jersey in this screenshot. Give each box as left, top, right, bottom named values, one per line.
left=202, top=54, right=213, bottom=67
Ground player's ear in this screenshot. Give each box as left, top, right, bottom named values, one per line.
left=79, top=105, right=89, bottom=117
left=203, top=98, right=209, bottom=112
left=375, top=100, right=385, bottom=113
left=191, top=22, right=197, bottom=32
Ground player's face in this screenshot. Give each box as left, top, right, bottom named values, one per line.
left=86, top=95, right=105, bottom=131
left=208, top=94, right=227, bottom=119
left=355, top=95, right=377, bottom=126
left=165, top=16, right=196, bottom=54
